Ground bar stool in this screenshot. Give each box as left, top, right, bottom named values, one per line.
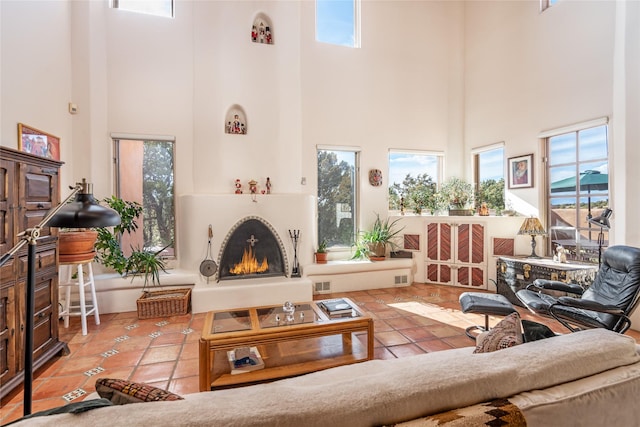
left=59, top=256, right=100, bottom=336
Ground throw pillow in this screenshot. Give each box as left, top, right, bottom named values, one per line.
left=473, top=312, right=523, bottom=354
left=95, top=378, right=183, bottom=405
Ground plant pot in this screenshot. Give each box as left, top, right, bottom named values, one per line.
left=369, top=242, right=386, bottom=260
left=315, top=252, right=328, bottom=264
left=58, top=230, right=98, bottom=263
left=448, top=208, right=473, bottom=216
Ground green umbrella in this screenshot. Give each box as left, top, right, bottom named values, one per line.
left=550, top=170, right=608, bottom=219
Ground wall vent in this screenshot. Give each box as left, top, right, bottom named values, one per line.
left=394, top=275, right=408, bottom=285
left=315, top=281, right=331, bottom=293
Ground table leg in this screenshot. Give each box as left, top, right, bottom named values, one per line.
left=342, top=332, right=353, bottom=355
left=367, top=320, right=374, bottom=360
left=199, top=339, right=211, bottom=392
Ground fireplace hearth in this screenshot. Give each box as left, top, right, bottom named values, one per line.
left=218, top=216, right=288, bottom=281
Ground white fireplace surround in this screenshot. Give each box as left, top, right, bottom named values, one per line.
left=91, top=194, right=315, bottom=314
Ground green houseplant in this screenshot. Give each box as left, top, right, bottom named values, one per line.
left=438, top=177, right=475, bottom=216
left=94, top=195, right=167, bottom=289
left=353, top=214, right=404, bottom=260
left=315, top=239, right=328, bottom=264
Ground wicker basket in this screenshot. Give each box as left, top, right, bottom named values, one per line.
left=136, top=288, right=192, bottom=319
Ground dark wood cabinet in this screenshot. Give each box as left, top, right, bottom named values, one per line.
left=0, top=147, right=67, bottom=400
left=496, top=256, right=599, bottom=307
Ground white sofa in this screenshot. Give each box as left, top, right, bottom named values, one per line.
left=12, top=329, right=640, bottom=426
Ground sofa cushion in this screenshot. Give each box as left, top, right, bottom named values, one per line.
left=474, top=312, right=523, bottom=353
left=95, top=378, right=183, bottom=405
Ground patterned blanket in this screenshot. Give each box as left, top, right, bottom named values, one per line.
left=387, top=398, right=526, bottom=426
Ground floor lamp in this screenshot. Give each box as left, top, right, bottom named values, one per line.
left=588, top=208, right=612, bottom=266
left=0, top=179, right=120, bottom=415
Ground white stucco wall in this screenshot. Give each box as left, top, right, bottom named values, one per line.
left=1, top=0, right=638, bottom=253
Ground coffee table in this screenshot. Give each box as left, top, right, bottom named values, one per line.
left=199, top=298, right=373, bottom=391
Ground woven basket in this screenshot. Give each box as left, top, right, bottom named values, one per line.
left=136, top=288, right=192, bottom=319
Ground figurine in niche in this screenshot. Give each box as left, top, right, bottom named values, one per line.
left=251, top=25, right=257, bottom=42
left=266, top=27, right=272, bottom=44
left=232, top=114, right=242, bottom=134
left=235, top=179, right=243, bottom=194
left=265, top=177, right=272, bottom=194
left=248, top=179, right=258, bottom=194
left=258, top=22, right=265, bottom=43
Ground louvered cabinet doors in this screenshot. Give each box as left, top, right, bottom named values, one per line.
left=425, top=219, right=487, bottom=289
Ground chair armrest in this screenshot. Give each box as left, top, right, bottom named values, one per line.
left=556, top=296, right=624, bottom=315
left=527, top=279, right=585, bottom=295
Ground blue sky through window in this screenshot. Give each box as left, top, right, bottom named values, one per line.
left=316, top=0, right=357, bottom=47
left=389, top=152, right=440, bottom=187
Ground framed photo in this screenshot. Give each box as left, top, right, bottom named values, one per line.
left=508, top=154, right=533, bottom=189
left=18, top=123, right=60, bottom=160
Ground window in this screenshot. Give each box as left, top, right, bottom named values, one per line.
left=388, top=150, right=443, bottom=215
left=317, top=148, right=358, bottom=249
left=114, top=138, right=175, bottom=259
left=546, top=123, right=609, bottom=262
left=316, top=0, right=360, bottom=48
left=472, top=145, right=505, bottom=214
left=112, top=0, right=174, bottom=18
left=541, top=0, right=559, bottom=12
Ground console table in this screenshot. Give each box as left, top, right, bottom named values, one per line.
left=496, top=256, right=598, bottom=307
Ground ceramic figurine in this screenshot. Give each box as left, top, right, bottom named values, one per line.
left=235, top=179, right=243, bottom=194
left=266, top=177, right=272, bottom=194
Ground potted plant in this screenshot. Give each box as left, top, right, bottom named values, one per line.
left=315, top=239, right=328, bottom=264
left=94, top=196, right=167, bottom=289
left=353, top=214, right=404, bottom=260
left=438, top=177, right=475, bottom=216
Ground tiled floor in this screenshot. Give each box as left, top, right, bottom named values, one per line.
left=2, top=283, right=639, bottom=424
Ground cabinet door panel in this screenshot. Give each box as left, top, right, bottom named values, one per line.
left=0, top=285, right=16, bottom=383
left=0, top=160, right=16, bottom=254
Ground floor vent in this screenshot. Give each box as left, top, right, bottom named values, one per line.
left=315, top=281, right=331, bottom=292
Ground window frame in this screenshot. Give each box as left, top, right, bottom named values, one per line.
left=315, top=0, right=361, bottom=48
left=316, top=146, right=360, bottom=251
left=111, top=0, right=174, bottom=18
left=543, top=120, right=609, bottom=263
left=471, top=143, right=505, bottom=213
left=113, top=135, right=177, bottom=262
left=387, top=149, right=444, bottom=215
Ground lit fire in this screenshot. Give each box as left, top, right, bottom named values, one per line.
left=229, top=245, right=269, bottom=275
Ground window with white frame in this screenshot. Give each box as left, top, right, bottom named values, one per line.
left=316, top=0, right=360, bottom=48
left=388, top=150, right=443, bottom=215
left=112, top=0, right=174, bottom=18
left=472, top=144, right=505, bottom=214
left=317, top=148, right=359, bottom=249
left=540, top=0, right=560, bottom=12
left=545, top=122, right=609, bottom=262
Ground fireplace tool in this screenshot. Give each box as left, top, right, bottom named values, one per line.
left=200, top=224, right=217, bottom=283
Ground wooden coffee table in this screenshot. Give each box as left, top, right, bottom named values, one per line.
left=199, top=298, right=373, bottom=391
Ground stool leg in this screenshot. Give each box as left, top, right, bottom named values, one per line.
left=64, top=265, right=72, bottom=329
left=87, top=263, right=100, bottom=326
left=77, top=263, right=88, bottom=336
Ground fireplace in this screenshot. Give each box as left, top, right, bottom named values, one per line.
left=218, top=216, right=288, bottom=281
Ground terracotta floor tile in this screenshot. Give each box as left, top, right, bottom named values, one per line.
left=140, top=345, right=182, bottom=365
left=388, top=343, right=428, bottom=358
left=6, top=282, right=627, bottom=419
left=130, top=361, right=175, bottom=383
left=375, top=330, right=412, bottom=347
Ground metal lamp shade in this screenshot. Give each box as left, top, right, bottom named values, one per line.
left=588, top=208, right=612, bottom=230
left=48, top=192, right=121, bottom=229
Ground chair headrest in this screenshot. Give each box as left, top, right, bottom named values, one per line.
left=602, top=245, right=640, bottom=273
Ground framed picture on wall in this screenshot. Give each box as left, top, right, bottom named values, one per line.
left=18, top=123, right=60, bottom=161
left=508, top=154, right=533, bottom=189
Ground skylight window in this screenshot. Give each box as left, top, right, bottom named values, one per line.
left=112, top=0, right=174, bottom=18
left=316, top=0, right=360, bottom=48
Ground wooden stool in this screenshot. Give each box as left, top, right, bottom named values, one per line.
left=59, top=256, right=100, bottom=336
